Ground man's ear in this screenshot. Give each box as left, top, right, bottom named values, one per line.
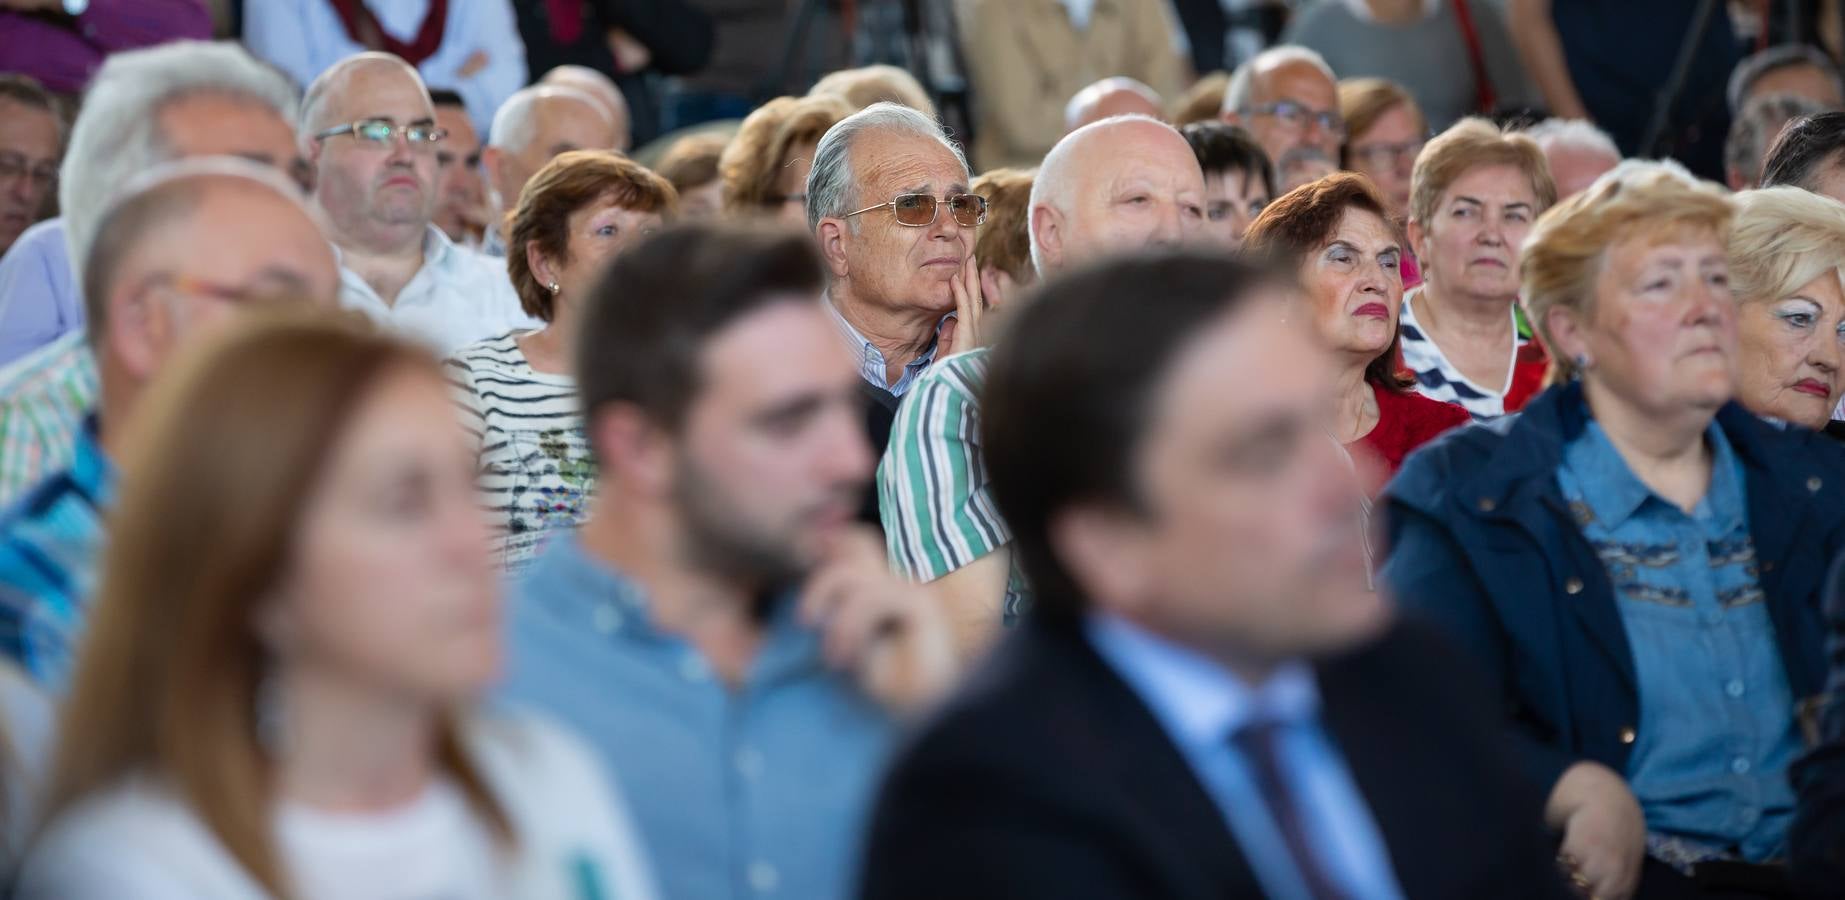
left=817, top=218, right=852, bottom=280
left=1030, top=203, right=1063, bottom=273
left=110, top=283, right=169, bottom=383
left=589, top=403, right=675, bottom=497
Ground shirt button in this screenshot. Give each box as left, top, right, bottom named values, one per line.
left=748, top=861, right=779, bottom=893
left=1619, top=726, right=1637, bottom=745
left=1732, top=757, right=1751, bottom=775
left=1477, top=497, right=1497, bottom=512
left=1564, top=577, right=1584, bottom=595
left=735, top=747, right=765, bottom=780
left=1726, top=679, right=1746, bottom=698
left=1808, top=476, right=1824, bottom=492
left=592, top=603, right=623, bottom=635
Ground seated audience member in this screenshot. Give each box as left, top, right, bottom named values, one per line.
left=1222, top=46, right=1345, bottom=192
left=449, top=151, right=675, bottom=572
left=0, top=42, right=302, bottom=509
left=1728, top=187, right=1845, bottom=437
left=301, top=53, right=534, bottom=355
left=1401, top=118, right=1557, bottom=420
left=1525, top=118, right=1623, bottom=200
left=1762, top=111, right=1845, bottom=203
left=540, top=64, right=633, bottom=152
left=718, top=94, right=851, bottom=226
left=653, top=132, right=728, bottom=219
left=0, top=159, right=340, bottom=690
left=1182, top=121, right=1275, bottom=248
left=1173, top=70, right=1230, bottom=126
left=1243, top=173, right=1469, bottom=478
left=960, top=0, right=1186, bottom=169
left=1383, top=165, right=1845, bottom=900
left=859, top=252, right=1572, bottom=900
left=430, top=89, right=488, bottom=247
left=1063, top=77, right=1166, bottom=134
left=1727, top=94, right=1829, bottom=191
left=1338, top=79, right=1425, bottom=226
left=882, top=116, right=1205, bottom=658
left=18, top=313, right=658, bottom=900
left=499, top=224, right=956, bottom=900
left=244, top=0, right=525, bottom=134
left=0, top=76, right=60, bottom=273
left=479, top=85, right=618, bottom=255
left=1728, top=44, right=1845, bottom=115
left=968, top=167, right=1036, bottom=306
left=1793, top=557, right=1845, bottom=897
left=0, top=0, right=210, bottom=96
left=809, top=64, right=937, bottom=117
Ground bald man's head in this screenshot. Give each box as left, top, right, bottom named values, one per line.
left=1221, top=46, right=1342, bottom=185
left=300, top=53, right=440, bottom=252
left=1064, top=77, right=1164, bottom=134
left=482, top=86, right=619, bottom=231
left=541, top=65, right=631, bottom=150
left=300, top=52, right=431, bottom=141
left=1029, top=116, right=1205, bottom=274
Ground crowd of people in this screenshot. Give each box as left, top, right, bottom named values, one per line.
left=7, top=1, right=1845, bottom=899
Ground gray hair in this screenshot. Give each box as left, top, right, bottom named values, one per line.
left=1728, top=43, right=1844, bottom=114
left=805, top=101, right=968, bottom=234
left=59, top=41, right=298, bottom=290
left=1726, top=94, right=1829, bottom=189
left=488, top=85, right=610, bottom=152
left=1222, top=45, right=1335, bottom=116
left=1523, top=118, right=1622, bottom=159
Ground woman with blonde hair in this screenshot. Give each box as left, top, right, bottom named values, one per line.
left=20, top=312, right=657, bottom=899
left=1383, top=165, right=1845, bottom=900
left=1729, top=186, right=1845, bottom=437
left=718, top=94, right=852, bottom=225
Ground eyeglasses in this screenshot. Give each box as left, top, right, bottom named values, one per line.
left=844, top=193, right=987, bottom=227
left=313, top=118, right=447, bottom=151
left=1242, top=101, right=1346, bottom=139
left=0, top=152, right=56, bottom=192
left=1348, top=141, right=1425, bottom=171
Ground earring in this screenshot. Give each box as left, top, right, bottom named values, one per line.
left=547, top=282, right=561, bottom=295
left=1573, top=353, right=1593, bottom=373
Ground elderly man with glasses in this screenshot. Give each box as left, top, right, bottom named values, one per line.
left=1222, top=46, right=1346, bottom=192
left=301, top=53, right=535, bottom=355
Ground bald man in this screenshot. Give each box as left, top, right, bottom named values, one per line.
left=1222, top=46, right=1345, bottom=192
left=301, top=53, right=534, bottom=355
left=541, top=64, right=632, bottom=151
left=879, top=115, right=1206, bottom=659
left=1064, top=77, right=1165, bottom=134
left=480, top=84, right=618, bottom=255
left=0, top=157, right=340, bottom=689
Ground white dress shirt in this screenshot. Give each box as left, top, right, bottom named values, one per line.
left=335, top=226, right=540, bottom=357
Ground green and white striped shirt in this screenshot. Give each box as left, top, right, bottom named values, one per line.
left=0, top=332, right=98, bottom=509
left=877, top=348, right=1030, bottom=621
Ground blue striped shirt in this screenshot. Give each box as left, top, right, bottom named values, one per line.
left=0, top=417, right=112, bottom=689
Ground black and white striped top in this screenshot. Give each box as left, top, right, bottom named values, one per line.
left=1398, top=287, right=1529, bottom=421
left=445, top=332, right=594, bottom=572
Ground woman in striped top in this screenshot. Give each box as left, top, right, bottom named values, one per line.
left=448, top=151, right=677, bottom=571
left=1400, top=118, right=1557, bottom=420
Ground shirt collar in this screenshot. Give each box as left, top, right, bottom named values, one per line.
left=820, top=290, right=947, bottom=395
left=329, top=225, right=453, bottom=273
left=1564, top=413, right=1743, bottom=531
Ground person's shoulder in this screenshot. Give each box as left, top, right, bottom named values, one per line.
left=21, top=778, right=258, bottom=899
left=1387, top=406, right=1520, bottom=512
left=0, top=219, right=68, bottom=268
left=463, top=709, right=606, bottom=778
left=444, top=332, right=528, bottom=371
left=916, top=348, right=990, bottom=396
left=0, top=334, right=95, bottom=405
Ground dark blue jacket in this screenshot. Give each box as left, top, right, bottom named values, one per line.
left=1379, top=381, right=1845, bottom=797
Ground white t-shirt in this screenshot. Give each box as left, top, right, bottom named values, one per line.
left=17, top=713, right=657, bottom=900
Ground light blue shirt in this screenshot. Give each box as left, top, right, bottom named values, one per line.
left=243, top=0, right=526, bottom=132
left=1086, top=615, right=1406, bottom=900
left=0, top=219, right=79, bottom=368
left=498, top=536, right=896, bottom=900
left=821, top=292, right=943, bottom=398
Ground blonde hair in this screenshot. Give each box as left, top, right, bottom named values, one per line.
left=719, top=94, right=852, bottom=214
left=1730, top=186, right=1845, bottom=310
left=810, top=65, right=937, bottom=118
left=972, top=167, right=1035, bottom=284
left=1521, top=164, right=1734, bottom=383
left=43, top=311, right=511, bottom=897
left=1173, top=71, right=1229, bottom=126
left=1338, top=78, right=1424, bottom=147
left=1409, top=117, right=1557, bottom=229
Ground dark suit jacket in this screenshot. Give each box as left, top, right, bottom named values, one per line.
left=857, top=615, right=1572, bottom=900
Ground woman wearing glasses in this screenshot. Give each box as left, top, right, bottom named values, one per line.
left=1400, top=118, right=1557, bottom=420
left=447, top=151, right=676, bottom=572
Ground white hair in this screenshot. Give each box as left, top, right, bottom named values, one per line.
left=1221, top=45, right=1336, bottom=116
left=1589, top=157, right=1705, bottom=194
left=58, top=40, right=298, bottom=290
left=1524, top=118, right=1622, bottom=160
left=1028, top=114, right=1175, bottom=274
left=1063, top=77, right=1163, bottom=131
left=804, top=101, right=969, bottom=235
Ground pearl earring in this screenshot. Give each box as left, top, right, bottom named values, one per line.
left=547, top=282, right=560, bottom=295
left=1573, top=353, right=1593, bottom=372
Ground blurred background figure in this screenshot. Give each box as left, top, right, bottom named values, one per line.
left=1286, top=0, right=1534, bottom=128
left=1401, top=118, right=1555, bottom=421
left=1172, top=70, right=1230, bottom=126
left=1729, top=43, right=1845, bottom=116
left=538, top=64, right=632, bottom=151
left=0, top=0, right=210, bottom=96
left=0, top=41, right=302, bottom=507
left=518, top=4, right=715, bottom=149
left=479, top=84, right=617, bottom=255
left=1386, top=165, right=1843, bottom=900
left=810, top=63, right=936, bottom=116
left=1181, top=120, right=1274, bottom=248
left=1524, top=118, right=1622, bottom=201
left=1338, top=78, right=1424, bottom=228
left=1795, top=546, right=1845, bottom=898
left=1244, top=173, right=1469, bottom=480
left=968, top=167, right=1035, bottom=305
left=1726, top=94, right=1829, bottom=192
left=19, top=312, right=659, bottom=899
left=1222, top=46, right=1344, bottom=192
left=652, top=132, right=729, bottom=220
left=1063, top=76, right=1165, bottom=134
left=1727, top=187, right=1845, bottom=437
left=500, top=224, right=955, bottom=900
left=1762, top=110, right=1845, bottom=204
left=0, top=159, right=340, bottom=692
left=430, top=88, right=488, bottom=247
left=449, top=150, right=675, bottom=572
left=244, top=0, right=526, bottom=134
left=0, top=76, right=61, bottom=264
left=718, top=94, right=849, bottom=226
left=959, top=0, right=1186, bottom=169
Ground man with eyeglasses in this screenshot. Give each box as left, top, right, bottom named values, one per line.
left=478, top=85, right=618, bottom=257
left=1221, top=46, right=1346, bottom=193
left=300, top=53, right=535, bottom=356
left=0, top=76, right=60, bottom=264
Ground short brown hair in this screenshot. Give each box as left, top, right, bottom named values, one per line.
left=719, top=95, right=851, bottom=214
left=1242, top=172, right=1414, bottom=392
left=973, top=167, right=1035, bottom=283
left=1338, top=78, right=1424, bottom=159
left=507, top=149, right=678, bottom=322
left=654, top=132, right=729, bottom=195
left=1409, top=117, right=1557, bottom=229
left=810, top=65, right=937, bottom=117
left=1173, top=71, right=1230, bottom=126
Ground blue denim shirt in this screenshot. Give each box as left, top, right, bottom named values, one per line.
left=1556, top=418, right=1801, bottom=862
left=497, top=536, right=896, bottom=900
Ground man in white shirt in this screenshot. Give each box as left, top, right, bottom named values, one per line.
left=300, top=53, right=534, bottom=356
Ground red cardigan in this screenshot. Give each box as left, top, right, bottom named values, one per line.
left=1352, top=382, right=1471, bottom=482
